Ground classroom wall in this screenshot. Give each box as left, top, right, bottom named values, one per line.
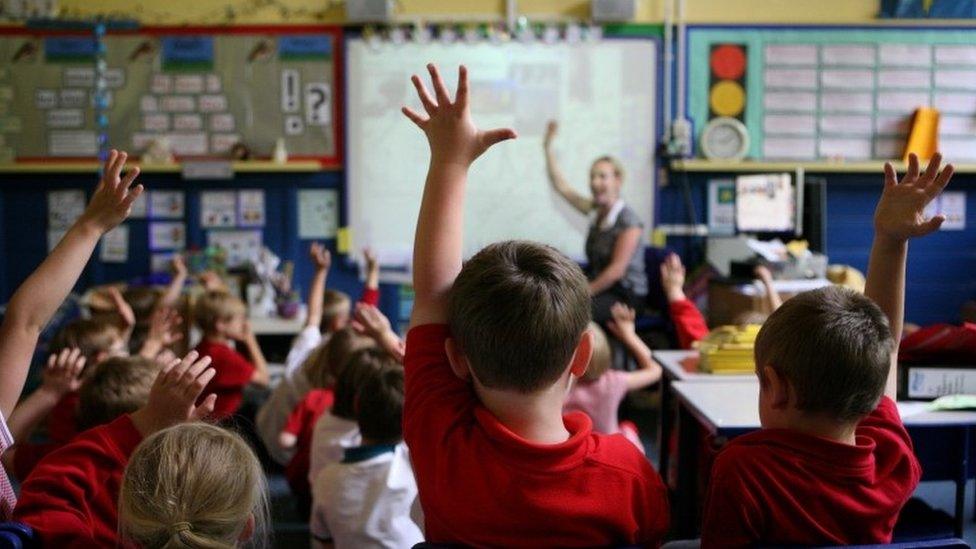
left=51, top=0, right=882, bottom=25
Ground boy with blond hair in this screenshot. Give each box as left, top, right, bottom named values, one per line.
left=701, top=153, right=954, bottom=546
left=401, top=64, right=668, bottom=546
left=193, top=290, right=269, bottom=419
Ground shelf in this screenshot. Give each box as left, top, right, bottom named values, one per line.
left=0, top=160, right=328, bottom=174
left=670, top=159, right=976, bottom=174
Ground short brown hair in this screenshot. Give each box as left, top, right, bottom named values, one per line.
left=356, top=363, right=404, bottom=443
left=581, top=322, right=611, bottom=383
left=78, top=356, right=161, bottom=430
left=320, top=290, right=351, bottom=333
left=754, top=286, right=893, bottom=422
left=302, top=328, right=373, bottom=389
left=332, top=347, right=393, bottom=420
left=448, top=240, right=591, bottom=393
left=194, top=291, right=246, bottom=333
left=49, top=319, right=122, bottom=369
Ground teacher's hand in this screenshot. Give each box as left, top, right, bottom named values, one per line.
left=544, top=120, right=558, bottom=150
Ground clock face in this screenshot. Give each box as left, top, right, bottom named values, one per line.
left=703, top=118, right=749, bottom=160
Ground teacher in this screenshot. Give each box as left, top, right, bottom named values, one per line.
left=543, top=120, right=647, bottom=324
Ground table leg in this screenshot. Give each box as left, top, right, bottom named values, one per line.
left=674, top=402, right=703, bottom=538
left=956, top=427, right=969, bottom=537
left=659, top=375, right=673, bottom=482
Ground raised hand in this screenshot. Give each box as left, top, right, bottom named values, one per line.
left=877, top=153, right=954, bottom=242
left=129, top=350, right=216, bottom=436
left=544, top=120, right=558, bottom=149
left=364, top=248, right=378, bottom=272
left=78, top=150, right=143, bottom=234
left=402, top=64, right=517, bottom=167
left=606, top=303, right=637, bottom=340
left=310, top=242, right=332, bottom=272
left=106, top=286, right=136, bottom=329
left=40, top=348, right=85, bottom=397
left=354, top=303, right=392, bottom=339
left=660, top=253, right=687, bottom=303
left=171, top=254, right=188, bottom=278
left=147, top=307, right=183, bottom=347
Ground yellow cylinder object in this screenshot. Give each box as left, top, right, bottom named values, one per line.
left=903, top=107, right=940, bottom=163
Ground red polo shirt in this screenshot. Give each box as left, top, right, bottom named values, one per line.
left=404, top=324, right=669, bottom=547
left=702, top=397, right=922, bottom=547
left=195, top=339, right=255, bottom=419
left=15, top=415, right=143, bottom=548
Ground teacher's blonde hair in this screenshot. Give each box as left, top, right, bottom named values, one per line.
left=591, top=155, right=625, bottom=182
left=119, top=423, right=270, bottom=548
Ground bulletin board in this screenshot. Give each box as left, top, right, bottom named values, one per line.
left=687, top=26, right=976, bottom=162
left=0, top=25, right=342, bottom=166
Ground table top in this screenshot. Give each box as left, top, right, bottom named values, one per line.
left=672, top=379, right=976, bottom=437
left=248, top=315, right=306, bottom=335
left=654, top=350, right=757, bottom=382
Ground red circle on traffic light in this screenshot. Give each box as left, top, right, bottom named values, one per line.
left=711, top=44, right=746, bottom=80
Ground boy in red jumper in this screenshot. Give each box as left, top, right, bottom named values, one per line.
left=701, top=153, right=953, bottom=547
left=0, top=150, right=142, bottom=520
left=400, top=64, right=668, bottom=547
left=14, top=350, right=217, bottom=548
left=193, top=291, right=270, bottom=419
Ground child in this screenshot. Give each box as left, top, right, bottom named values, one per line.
left=701, top=153, right=952, bottom=546
left=311, top=361, right=422, bottom=548
left=660, top=253, right=709, bottom=349
left=564, top=303, right=663, bottom=452
left=0, top=150, right=141, bottom=520
left=256, top=244, right=379, bottom=465
left=400, top=64, right=668, bottom=546
left=193, top=290, right=270, bottom=419
left=8, top=354, right=162, bottom=480
left=279, top=327, right=372, bottom=516
left=14, top=351, right=217, bottom=547
left=119, top=422, right=269, bottom=548
left=308, top=345, right=396, bottom=488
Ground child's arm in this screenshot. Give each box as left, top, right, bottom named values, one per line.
left=403, top=64, right=516, bottom=326
left=866, top=153, right=953, bottom=400
left=753, top=265, right=783, bottom=311
left=1, top=349, right=85, bottom=470
left=305, top=243, right=331, bottom=330
left=354, top=303, right=404, bottom=363
left=240, top=321, right=270, bottom=386
left=158, top=254, right=188, bottom=308
left=543, top=120, right=592, bottom=215
left=106, top=287, right=136, bottom=343
left=0, top=150, right=141, bottom=418
left=278, top=400, right=305, bottom=449
left=138, top=307, right=183, bottom=359
left=360, top=248, right=380, bottom=306
left=605, top=304, right=663, bottom=390
left=661, top=253, right=709, bottom=348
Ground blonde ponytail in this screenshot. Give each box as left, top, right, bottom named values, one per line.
left=119, top=423, right=270, bottom=548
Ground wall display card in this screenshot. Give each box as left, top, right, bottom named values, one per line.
left=129, top=191, right=148, bottom=218
left=201, top=191, right=237, bottom=228
left=100, top=225, right=129, bottom=263
left=149, top=222, right=186, bottom=250
left=149, top=190, right=185, bottom=219
left=49, top=131, right=97, bottom=156
left=35, top=89, right=57, bottom=109
left=47, top=189, right=86, bottom=229
left=47, top=229, right=67, bottom=252
left=150, top=252, right=176, bottom=273
left=207, top=230, right=262, bottom=268
left=707, top=179, right=736, bottom=236
left=237, top=190, right=265, bottom=227
left=297, top=189, right=338, bottom=239
left=735, top=174, right=795, bottom=232
left=924, top=191, right=967, bottom=231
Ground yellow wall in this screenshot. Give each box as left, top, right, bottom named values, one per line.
left=50, top=0, right=882, bottom=26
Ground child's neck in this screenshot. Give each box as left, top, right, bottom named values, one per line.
left=204, top=333, right=232, bottom=346
left=476, top=382, right=570, bottom=444
left=773, top=411, right=857, bottom=445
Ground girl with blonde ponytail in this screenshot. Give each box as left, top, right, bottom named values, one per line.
left=119, top=423, right=270, bottom=548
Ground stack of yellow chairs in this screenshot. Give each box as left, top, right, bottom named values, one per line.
left=698, top=324, right=761, bottom=374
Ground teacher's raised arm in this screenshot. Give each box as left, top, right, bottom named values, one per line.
left=543, top=119, right=647, bottom=324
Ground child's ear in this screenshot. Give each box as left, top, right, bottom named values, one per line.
left=444, top=338, right=472, bottom=381
left=569, top=329, right=593, bottom=378
left=238, top=513, right=255, bottom=542
left=94, top=351, right=110, bottom=365
left=761, top=365, right=791, bottom=410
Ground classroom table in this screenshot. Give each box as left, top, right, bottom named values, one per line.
left=670, top=379, right=976, bottom=538
left=652, top=350, right=755, bottom=483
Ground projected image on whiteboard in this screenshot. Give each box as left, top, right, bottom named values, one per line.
left=734, top=173, right=795, bottom=233
left=346, top=39, right=657, bottom=266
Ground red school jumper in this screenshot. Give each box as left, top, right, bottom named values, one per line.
left=194, top=339, right=256, bottom=420
left=702, top=397, right=922, bottom=547
left=14, top=415, right=142, bottom=548
left=284, top=388, right=335, bottom=510
left=404, top=324, right=670, bottom=548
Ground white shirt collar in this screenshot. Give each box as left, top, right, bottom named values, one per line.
left=597, top=199, right=625, bottom=230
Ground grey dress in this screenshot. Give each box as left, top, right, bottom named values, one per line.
left=585, top=202, right=647, bottom=322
